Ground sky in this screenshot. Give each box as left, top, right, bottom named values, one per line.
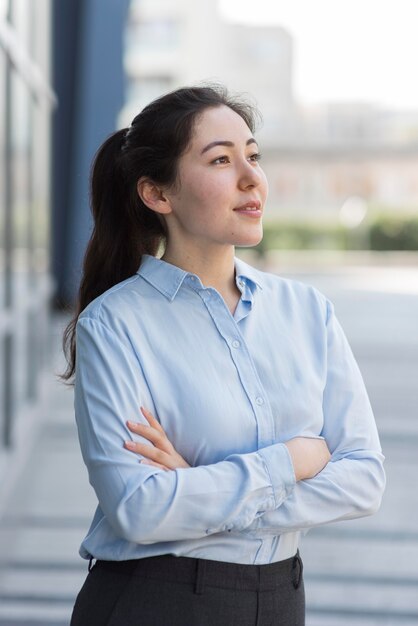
left=219, top=0, right=418, bottom=110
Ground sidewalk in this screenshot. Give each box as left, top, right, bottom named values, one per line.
left=0, top=317, right=95, bottom=625
left=0, top=266, right=417, bottom=625
left=284, top=265, right=418, bottom=625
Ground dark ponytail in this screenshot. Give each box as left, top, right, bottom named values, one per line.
left=62, top=83, right=260, bottom=381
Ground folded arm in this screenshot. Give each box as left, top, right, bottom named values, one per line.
left=244, top=300, right=386, bottom=535
left=75, top=315, right=296, bottom=545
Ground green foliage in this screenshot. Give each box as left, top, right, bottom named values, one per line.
left=369, top=215, right=418, bottom=251
left=250, top=212, right=418, bottom=253
left=258, top=221, right=348, bottom=252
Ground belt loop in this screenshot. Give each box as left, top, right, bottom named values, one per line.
left=292, top=551, right=303, bottom=590
left=194, top=559, right=206, bottom=595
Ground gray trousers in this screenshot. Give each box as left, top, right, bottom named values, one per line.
left=71, top=552, right=305, bottom=626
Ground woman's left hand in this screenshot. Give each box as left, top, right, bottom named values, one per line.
left=124, top=407, right=190, bottom=471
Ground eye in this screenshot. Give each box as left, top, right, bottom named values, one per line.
left=249, top=152, right=262, bottom=162
left=211, top=155, right=230, bottom=165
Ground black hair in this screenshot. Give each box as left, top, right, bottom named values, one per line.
left=62, top=83, right=260, bottom=380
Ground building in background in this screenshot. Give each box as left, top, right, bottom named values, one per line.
left=122, top=0, right=297, bottom=147
left=0, top=0, right=55, bottom=478
left=123, top=0, right=418, bottom=220
left=0, top=0, right=130, bottom=487
left=52, top=0, right=130, bottom=307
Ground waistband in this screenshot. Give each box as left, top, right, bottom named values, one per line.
left=93, top=552, right=303, bottom=593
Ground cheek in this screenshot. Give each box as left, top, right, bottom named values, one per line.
left=188, top=176, right=229, bottom=209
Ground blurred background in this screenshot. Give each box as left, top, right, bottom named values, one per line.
left=0, top=0, right=417, bottom=624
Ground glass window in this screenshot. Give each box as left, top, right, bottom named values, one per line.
left=0, top=0, right=52, bottom=451
left=9, top=68, right=31, bottom=412
left=9, top=0, right=31, bottom=49
left=1, top=0, right=10, bottom=20
left=32, top=89, right=50, bottom=276
left=0, top=50, right=6, bottom=308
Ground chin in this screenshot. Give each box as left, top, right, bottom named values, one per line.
left=234, top=231, right=263, bottom=248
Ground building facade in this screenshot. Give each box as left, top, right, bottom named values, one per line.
left=0, top=0, right=55, bottom=478
left=122, top=0, right=296, bottom=146
left=262, top=145, right=418, bottom=218
left=51, top=0, right=130, bottom=307
left=123, top=0, right=418, bottom=219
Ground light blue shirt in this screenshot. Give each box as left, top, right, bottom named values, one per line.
left=74, top=253, right=385, bottom=565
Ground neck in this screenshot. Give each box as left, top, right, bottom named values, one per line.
left=160, top=245, right=237, bottom=294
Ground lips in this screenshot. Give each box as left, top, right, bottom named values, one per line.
left=233, top=201, right=262, bottom=211
left=233, top=201, right=262, bottom=218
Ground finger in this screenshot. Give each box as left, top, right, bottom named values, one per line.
left=140, top=459, right=170, bottom=471
left=126, top=422, right=171, bottom=452
left=124, top=441, right=171, bottom=466
left=140, top=407, right=165, bottom=433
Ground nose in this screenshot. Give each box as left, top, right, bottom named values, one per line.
left=237, top=159, right=263, bottom=190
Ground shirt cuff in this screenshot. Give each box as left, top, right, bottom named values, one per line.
left=257, top=443, right=296, bottom=509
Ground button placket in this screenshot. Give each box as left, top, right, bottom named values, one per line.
left=199, top=288, right=276, bottom=448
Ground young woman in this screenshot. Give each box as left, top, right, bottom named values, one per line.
left=65, top=85, right=385, bottom=625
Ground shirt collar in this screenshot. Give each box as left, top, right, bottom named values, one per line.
left=137, top=254, right=263, bottom=301
left=137, top=254, right=188, bottom=301
left=234, top=256, right=263, bottom=291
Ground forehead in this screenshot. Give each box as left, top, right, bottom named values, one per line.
left=189, top=105, right=253, bottom=150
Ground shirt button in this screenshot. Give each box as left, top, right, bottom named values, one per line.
left=190, top=276, right=196, bottom=281
left=255, top=397, right=264, bottom=405
left=232, top=340, right=240, bottom=348
left=238, top=280, right=244, bottom=287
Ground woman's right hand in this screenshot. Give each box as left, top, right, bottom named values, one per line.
left=285, top=437, right=331, bottom=481
left=124, top=407, right=190, bottom=470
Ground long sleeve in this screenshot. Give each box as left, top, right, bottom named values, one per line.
left=244, top=300, right=386, bottom=535
left=75, top=315, right=296, bottom=545
left=74, top=254, right=386, bottom=564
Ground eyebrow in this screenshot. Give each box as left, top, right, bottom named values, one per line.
left=200, top=138, right=258, bottom=155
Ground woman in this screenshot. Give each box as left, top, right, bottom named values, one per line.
left=65, top=85, right=385, bottom=625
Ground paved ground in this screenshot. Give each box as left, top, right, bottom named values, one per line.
left=0, top=262, right=417, bottom=625
left=283, top=265, right=418, bottom=626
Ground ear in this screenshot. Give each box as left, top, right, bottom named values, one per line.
left=137, top=177, right=173, bottom=215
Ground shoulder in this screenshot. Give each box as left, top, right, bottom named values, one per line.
left=238, top=257, right=329, bottom=320
left=78, top=273, right=143, bottom=329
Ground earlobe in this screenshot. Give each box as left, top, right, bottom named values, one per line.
left=137, top=177, right=172, bottom=215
